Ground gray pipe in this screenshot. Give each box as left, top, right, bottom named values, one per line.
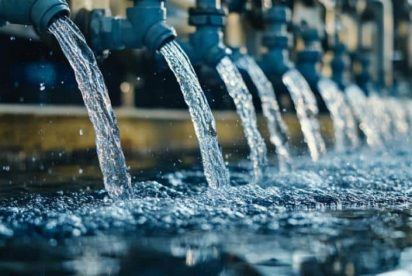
left=0, top=0, right=69, bottom=32
left=370, top=0, right=394, bottom=88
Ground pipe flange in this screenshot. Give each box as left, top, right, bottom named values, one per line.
left=262, top=35, right=288, bottom=49
left=297, top=51, right=321, bottom=63
left=189, top=7, right=226, bottom=27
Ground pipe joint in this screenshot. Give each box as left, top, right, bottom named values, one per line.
left=0, top=0, right=69, bottom=33
left=183, top=1, right=229, bottom=67
left=79, top=0, right=176, bottom=54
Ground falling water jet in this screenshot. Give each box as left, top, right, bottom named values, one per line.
left=216, top=57, right=268, bottom=182
left=159, top=41, right=230, bottom=188
left=345, top=84, right=384, bottom=147
left=64, top=0, right=230, bottom=188
left=282, top=69, right=326, bottom=161
left=368, top=92, right=393, bottom=142
left=256, top=5, right=325, bottom=161
left=317, top=78, right=360, bottom=150
left=386, top=98, right=409, bottom=136
left=49, top=17, right=131, bottom=198
left=236, top=55, right=291, bottom=171
left=294, top=24, right=359, bottom=151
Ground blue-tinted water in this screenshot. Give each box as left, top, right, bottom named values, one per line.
left=0, top=142, right=412, bottom=274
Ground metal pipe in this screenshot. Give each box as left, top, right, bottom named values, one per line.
left=76, top=0, right=176, bottom=54
left=370, top=0, right=394, bottom=88
left=0, top=0, right=70, bottom=33
left=259, top=4, right=293, bottom=77
left=178, top=0, right=229, bottom=66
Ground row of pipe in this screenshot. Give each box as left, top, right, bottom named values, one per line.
left=0, top=0, right=408, bottom=106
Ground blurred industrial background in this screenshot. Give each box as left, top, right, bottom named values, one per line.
left=0, top=0, right=409, bottom=162
left=0, top=0, right=410, bottom=107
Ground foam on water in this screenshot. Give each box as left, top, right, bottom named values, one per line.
left=236, top=55, right=291, bottom=171
left=317, top=78, right=360, bottom=150
left=49, top=17, right=131, bottom=198
left=160, top=41, right=230, bottom=189
left=217, top=57, right=268, bottom=181
left=282, top=70, right=326, bottom=161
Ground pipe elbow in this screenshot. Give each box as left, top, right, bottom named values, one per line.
left=205, top=45, right=230, bottom=67
left=77, top=1, right=176, bottom=54
left=0, top=0, right=69, bottom=33
left=260, top=51, right=291, bottom=78
left=187, top=32, right=229, bottom=67
left=143, top=21, right=176, bottom=54
left=127, top=1, right=176, bottom=54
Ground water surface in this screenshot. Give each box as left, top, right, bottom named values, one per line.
left=0, top=143, right=412, bottom=275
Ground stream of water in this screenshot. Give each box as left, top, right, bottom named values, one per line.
left=49, top=17, right=131, bottom=198
left=368, top=92, right=394, bottom=142
left=282, top=69, right=326, bottom=161
left=236, top=55, right=291, bottom=171
left=345, top=84, right=384, bottom=147
left=160, top=41, right=230, bottom=189
left=217, top=57, right=268, bottom=181
left=21, top=15, right=412, bottom=276
left=387, top=97, right=409, bottom=136
left=51, top=19, right=230, bottom=191
left=317, top=78, right=359, bottom=150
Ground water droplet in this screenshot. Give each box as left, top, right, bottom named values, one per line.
left=39, top=83, right=46, bottom=91
left=79, top=129, right=84, bottom=136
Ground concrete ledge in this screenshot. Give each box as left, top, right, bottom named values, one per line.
left=0, top=104, right=334, bottom=160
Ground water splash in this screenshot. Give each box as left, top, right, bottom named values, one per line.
left=49, top=17, right=131, bottom=198
left=1, top=141, right=412, bottom=239
left=317, top=78, right=360, bottom=150
left=216, top=57, right=268, bottom=181
left=282, top=69, right=326, bottom=161
left=159, top=41, right=230, bottom=188
left=236, top=55, right=291, bottom=170
left=0, top=142, right=412, bottom=274
left=345, top=85, right=383, bottom=147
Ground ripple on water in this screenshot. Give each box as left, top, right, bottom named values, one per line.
left=0, top=143, right=411, bottom=239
